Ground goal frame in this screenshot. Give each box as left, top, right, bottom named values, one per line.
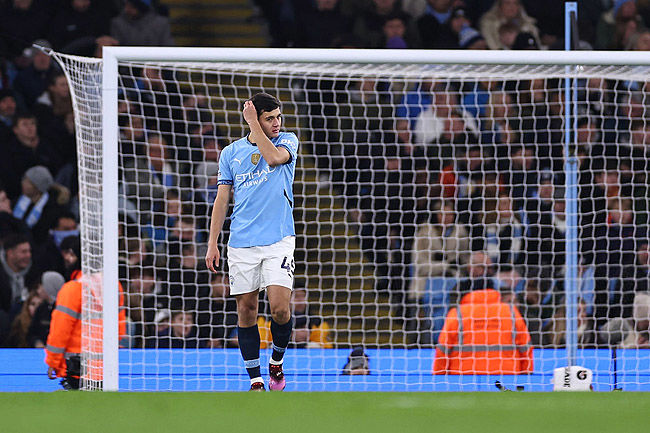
left=100, top=47, right=650, bottom=391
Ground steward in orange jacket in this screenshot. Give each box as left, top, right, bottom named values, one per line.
left=433, top=289, right=533, bottom=375
left=45, top=270, right=127, bottom=389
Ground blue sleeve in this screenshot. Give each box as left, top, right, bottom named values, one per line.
left=217, top=147, right=233, bottom=185
left=276, top=133, right=299, bottom=164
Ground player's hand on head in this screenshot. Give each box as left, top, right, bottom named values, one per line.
left=242, top=100, right=258, bottom=125
left=205, top=244, right=221, bottom=273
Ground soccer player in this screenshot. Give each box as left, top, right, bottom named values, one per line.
left=205, top=92, right=298, bottom=391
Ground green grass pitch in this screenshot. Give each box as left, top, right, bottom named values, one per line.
left=1, top=392, right=648, bottom=433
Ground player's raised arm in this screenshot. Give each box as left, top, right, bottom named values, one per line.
left=243, top=100, right=290, bottom=167
left=205, top=184, right=231, bottom=272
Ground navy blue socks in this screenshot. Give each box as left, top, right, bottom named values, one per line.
left=238, top=324, right=261, bottom=381
left=270, top=317, right=293, bottom=364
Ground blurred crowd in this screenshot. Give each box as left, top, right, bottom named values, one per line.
left=254, top=0, right=650, bottom=51
left=1, top=0, right=650, bottom=350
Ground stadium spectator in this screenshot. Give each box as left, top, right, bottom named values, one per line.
left=544, top=298, right=596, bottom=348
left=58, top=234, right=81, bottom=281
left=458, top=26, right=487, bottom=49
left=450, top=251, right=494, bottom=305
left=144, top=188, right=182, bottom=249
left=520, top=0, right=564, bottom=48
left=462, top=79, right=499, bottom=120
left=470, top=192, right=526, bottom=266
left=512, top=31, right=540, bottom=50
left=627, top=28, right=650, bottom=50
left=120, top=237, right=154, bottom=278
left=0, top=233, right=38, bottom=328
left=411, top=200, right=469, bottom=301
left=32, top=212, right=78, bottom=277
left=503, top=145, right=538, bottom=211
left=13, top=166, right=65, bottom=245
left=596, top=0, right=645, bottom=50
left=416, top=0, right=457, bottom=48
left=47, top=0, right=112, bottom=51
left=251, top=0, right=296, bottom=47
left=401, top=0, right=427, bottom=19
left=433, top=287, right=533, bottom=374
left=621, top=293, right=650, bottom=348
left=110, top=0, right=174, bottom=47
left=497, top=22, right=520, bottom=49
left=119, top=108, right=146, bottom=158
left=123, top=264, right=157, bottom=348
left=479, top=90, right=518, bottom=162
left=351, top=1, right=419, bottom=49
left=621, top=239, right=650, bottom=297
left=492, top=265, right=523, bottom=300
left=395, top=80, right=435, bottom=130
left=0, top=0, right=48, bottom=60
left=3, top=113, right=60, bottom=200
left=290, top=287, right=332, bottom=348
left=380, top=11, right=419, bottom=49
left=479, top=0, right=540, bottom=50
left=439, top=144, right=486, bottom=202
left=12, top=40, right=59, bottom=109
left=0, top=89, right=17, bottom=142
left=26, top=271, right=65, bottom=348
left=523, top=173, right=562, bottom=270
left=155, top=310, right=203, bottom=348
left=292, top=0, right=354, bottom=48
left=32, top=72, right=75, bottom=168
left=145, top=133, right=178, bottom=189
left=122, top=136, right=166, bottom=217
left=413, top=85, right=478, bottom=149
left=516, top=267, right=562, bottom=346
left=6, top=291, right=42, bottom=347
left=0, top=184, right=30, bottom=240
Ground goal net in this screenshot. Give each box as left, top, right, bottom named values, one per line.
left=55, top=48, right=650, bottom=391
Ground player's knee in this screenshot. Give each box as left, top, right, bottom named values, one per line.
left=237, top=299, right=258, bottom=324
left=270, top=306, right=290, bottom=324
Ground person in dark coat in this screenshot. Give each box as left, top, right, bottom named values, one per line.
left=2, top=113, right=61, bottom=200
left=110, top=0, right=174, bottom=46
left=416, top=0, right=458, bottom=48
left=155, top=310, right=204, bottom=349
left=12, top=166, right=64, bottom=246
left=293, top=0, right=354, bottom=48
left=47, top=0, right=111, bottom=51
left=12, top=40, right=60, bottom=108
left=27, top=271, right=66, bottom=347
left=0, top=0, right=48, bottom=60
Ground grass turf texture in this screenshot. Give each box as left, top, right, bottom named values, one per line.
left=1, top=392, right=648, bottom=433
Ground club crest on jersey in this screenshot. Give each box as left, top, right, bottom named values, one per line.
left=251, top=153, right=261, bottom=165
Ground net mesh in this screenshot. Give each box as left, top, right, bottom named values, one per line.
left=56, top=51, right=650, bottom=391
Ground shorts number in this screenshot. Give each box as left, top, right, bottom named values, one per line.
left=280, top=256, right=295, bottom=276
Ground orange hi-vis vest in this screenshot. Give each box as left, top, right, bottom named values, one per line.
left=433, top=289, right=533, bottom=375
left=44, top=271, right=127, bottom=379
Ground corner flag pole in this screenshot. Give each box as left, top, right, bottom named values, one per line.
left=564, top=1, right=579, bottom=367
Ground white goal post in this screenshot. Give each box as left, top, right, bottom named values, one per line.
left=52, top=47, right=650, bottom=391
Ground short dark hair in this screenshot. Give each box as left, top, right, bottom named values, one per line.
left=13, top=111, right=36, bottom=126
left=3, top=233, right=30, bottom=250
left=250, top=92, right=280, bottom=117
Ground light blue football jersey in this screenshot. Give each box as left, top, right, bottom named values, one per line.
left=217, top=131, right=298, bottom=247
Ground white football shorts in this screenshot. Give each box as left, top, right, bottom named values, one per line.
left=227, top=236, right=295, bottom=296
